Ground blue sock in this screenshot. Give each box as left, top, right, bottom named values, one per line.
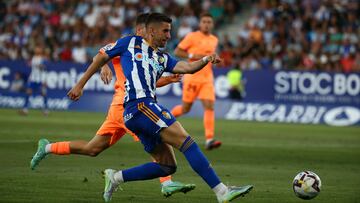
left=24, top=94, right=30, bottom=109
left=43, top=96, right=48, bottom=110
left=122, top=162, right=175, bottom=182
left=180, top=136, right=221, bottom=188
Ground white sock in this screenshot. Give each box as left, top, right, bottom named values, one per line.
left=114, top=171, right=124, bottom=184
left=45, top=144, right=52, bottom=154
left=161, top=180, right=173, bottom=186
left=206, top=139, right=214, bottom=145
left=213, top=182, right=228, bottom=198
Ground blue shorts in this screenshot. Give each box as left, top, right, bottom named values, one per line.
left=124, top=98, right=176, bottom=153
left=26, top=82, right=46, bottom=94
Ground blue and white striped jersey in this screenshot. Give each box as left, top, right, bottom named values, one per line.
left=29, top=55, right=46, bottom=83
left=102, top=35, right=178, bottom=103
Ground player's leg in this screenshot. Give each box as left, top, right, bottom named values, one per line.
left=41, top=83, right=49, bottom=115
left=199, top=83, right=221, bottom=150
left=171, top=101, right=193, bottom=117
left=30, top=134, right=113, bottom=170
left=103, top=101, right=195, bottom=200
left=103, top=143, right=178, bottom=202
left=128, top=99, right=251, bottom=202
left=151, top=145, right=196, bottom=197
left=20, top=86, right=33, bottom=115
left=171, top=82, right=199, bottom=117
left=69, top=135, right=112, bottom=156
left=30, top=105, right=125, bottom=170
left=161, top=121, right=252, bottom=202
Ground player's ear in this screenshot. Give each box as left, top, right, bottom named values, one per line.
left=149, top=26, right=156, bottom=36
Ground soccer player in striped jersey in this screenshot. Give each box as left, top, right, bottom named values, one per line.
left=30, top=13, right=195, bottom=197
left=20, top=46, right=48, bottom=115
left=67, top=13, right=253, bottom=203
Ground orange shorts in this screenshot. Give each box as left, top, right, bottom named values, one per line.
left=96, top=104, right=138, bottom=145
left=182, top=81, right=215, bottom=103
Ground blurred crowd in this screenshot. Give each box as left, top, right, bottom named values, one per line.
left=0, top=0, right=240, bottom=64
left=0, top=0, right=359, bottom=73
left=222, top=0, right=360, bottom=72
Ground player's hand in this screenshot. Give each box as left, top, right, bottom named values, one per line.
left=168, top=74, right=183, bottom=83
left=67, top=85, right=83, bottom=101
left=100, top=65, right=113, bottom=85
left=208, top=54, right=221, bottom=64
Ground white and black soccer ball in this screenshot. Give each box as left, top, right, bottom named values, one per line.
left=292, top=171, right=321, bottom=200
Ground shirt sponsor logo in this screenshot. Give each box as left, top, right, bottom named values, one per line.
left=142, top=54, right=165, bottom=72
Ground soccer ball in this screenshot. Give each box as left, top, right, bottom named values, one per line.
left=292, top=171, right=321, bottom=200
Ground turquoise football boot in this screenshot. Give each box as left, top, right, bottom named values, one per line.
left=30, top=138, right=50, bottom=170
left=217, top=185, right=253, bottom=203
left=103, top=169, right=121, bottom=202
left=161, top=181, right=196, bottom=197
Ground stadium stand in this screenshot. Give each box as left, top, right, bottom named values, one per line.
left=0, top=0, right=241, bottom=62
left=0, top=0, right=358, bottom=72
left=230, top=0, right=359, bottom=72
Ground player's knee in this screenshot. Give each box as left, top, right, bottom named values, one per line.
left=203, top=101, right=214, bottom=110
left=87, top=147, right=103, bottom=157
left=160, top=164, right=177, bottom=175
left=182, top=106, right=191, bottom=114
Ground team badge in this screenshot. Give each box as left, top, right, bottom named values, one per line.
left=135, top=53, right=143, bottom=61
left=158, top=56, right=165, bottom=64
left=162, top=111, right=171, bottom=119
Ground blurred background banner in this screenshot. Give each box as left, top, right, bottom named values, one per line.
left=1, top=60, right=359, bottom=126
left=0, top=60, right=114, bottom=111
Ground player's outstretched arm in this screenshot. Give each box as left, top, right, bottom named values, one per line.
left=172, top=54, right=221, bottom=74
left=67, top=53, right=110, bottom=101
left=174, top=47, right=205, bottom=60
left=156, top=74, right=182, bottom=87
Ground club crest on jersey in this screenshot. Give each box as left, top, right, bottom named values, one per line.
left=162, top=111, right=171, bottom=119
left=158, top=56, right=165, bottom=64
left=134, top=53, right=143, bottom=61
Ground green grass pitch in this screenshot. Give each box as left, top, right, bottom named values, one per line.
left=0, top=108, right=359, bottom=203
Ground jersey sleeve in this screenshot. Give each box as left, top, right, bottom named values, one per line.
left=164, top=53, right=178, bottom=73
left=177, top=33, right=193, bottom=51
left=99, top=36, right=132, bottom=58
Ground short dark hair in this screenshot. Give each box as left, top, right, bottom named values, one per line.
left=136, top=13, right=150, bottom=26
left=145, top=12, right=172, bottom=27
left=200, top=12, right=213, bottom=19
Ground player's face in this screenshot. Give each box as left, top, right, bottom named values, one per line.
left=151, top=22, right=171, bottom=48
left=199, top=16, right=214, bottom=34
